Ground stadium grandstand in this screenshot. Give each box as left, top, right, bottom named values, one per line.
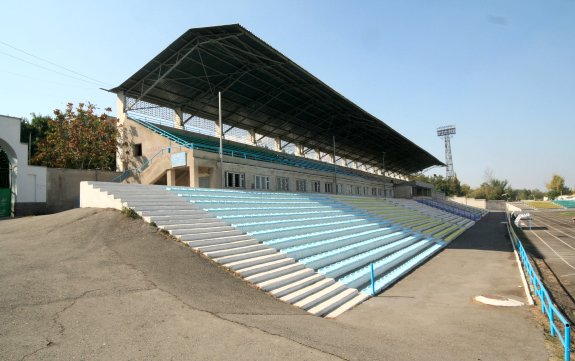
left=81, top=24, right=486, bottom=316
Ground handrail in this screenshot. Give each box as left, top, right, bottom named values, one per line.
left=112, top=143, right=194, bottom=182
left=505, top=207, right=571, bottom=360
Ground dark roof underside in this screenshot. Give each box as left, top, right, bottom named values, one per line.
left=112, top=24, right=443, bottom=174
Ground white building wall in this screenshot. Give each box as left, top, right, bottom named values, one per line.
left=0, top=115, right=47, bottom=214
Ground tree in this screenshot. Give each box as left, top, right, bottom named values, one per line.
left=32, top=102, right=117, bottom=170
left=470, top=176, right=511, bottom=200
left=546, top=174, right=569, bottom=199
left=410, top=173, right=463, bottom=197
left=20, top=114, right=51, bottom=161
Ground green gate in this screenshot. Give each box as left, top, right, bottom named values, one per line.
left=0, top=149, right=11, bottom=217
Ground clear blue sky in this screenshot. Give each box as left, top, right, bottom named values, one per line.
left=1, top=0, right=573, bottom=190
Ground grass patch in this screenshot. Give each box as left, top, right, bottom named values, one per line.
left=524, top=201, right=563, bottom=209
left=121, top=207, right=141, bottom=219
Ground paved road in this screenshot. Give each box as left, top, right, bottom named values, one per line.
left=0, top=208, right=548, bottom=360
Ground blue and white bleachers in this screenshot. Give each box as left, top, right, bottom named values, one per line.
left=81, top=182, right=472, bottom=318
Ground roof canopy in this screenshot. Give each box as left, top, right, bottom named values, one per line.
left=112, top=24, right=443, bottom=174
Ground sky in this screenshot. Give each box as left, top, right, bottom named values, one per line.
left=1, top=0, right=573, bottom=190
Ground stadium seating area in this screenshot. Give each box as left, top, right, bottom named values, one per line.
left=129, top=115, right=382, bottom=182
left=553, top=200, right=575, bottom=209
left=83, top=181, right=476, bottom=318
left=414, top=198, right=486, bottom=221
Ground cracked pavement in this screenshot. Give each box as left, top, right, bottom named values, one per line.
left=0, top=209, right=549, bottom=360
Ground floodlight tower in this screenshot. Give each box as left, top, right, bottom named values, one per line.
left=437, top=125, right=456, bottom=178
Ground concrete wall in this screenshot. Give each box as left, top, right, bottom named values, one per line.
left=449, top=196, right=507, bottom=211
left=46, top=168, right=120, bottom=213
left=449, top=196, right=487, bottom=209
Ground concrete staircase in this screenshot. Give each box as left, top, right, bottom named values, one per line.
left=81, top=182, right=471, bottom=318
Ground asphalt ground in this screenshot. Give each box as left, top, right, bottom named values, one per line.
left=0, top=208, right=549, bottom=360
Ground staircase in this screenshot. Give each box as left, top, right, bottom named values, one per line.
left=81, top=182, right=471, bottom=318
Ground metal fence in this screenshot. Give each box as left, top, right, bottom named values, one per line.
left=506, top=210, right=571, bottom=360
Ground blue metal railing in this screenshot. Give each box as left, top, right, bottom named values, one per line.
left=416, top=198, right=481, bottom=221
left=506, top=210, right=571, bottom=360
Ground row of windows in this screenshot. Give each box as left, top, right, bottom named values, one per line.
left=225, top=171, right=389, bottom=196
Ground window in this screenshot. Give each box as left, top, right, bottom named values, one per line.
left=372, top=187, right=377, bottom=196
left=347, top=184, right=353, bottom=195
left=254, top=175, right=270, bottom=190
left=277, top=177, right=289, bottom=191
left=225, top=172, right=245, bottom=188
left=336, top=184, right=343, bottom=195
left=324, top=183, right=333, bottom=193
left=378, top=188, right=383, bottom=197
left=134, top=143, right=143, bottom=157
left=355, top=186, right=361, bottom=195
left=296, top=179, right=306, bottom=192
left=312, top=181, right=321, bottom=193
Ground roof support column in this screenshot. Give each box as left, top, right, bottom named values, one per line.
left=274, top=136, right=281, bottom=152
left=295, top=144, right=303, bottom=157
left=116, top=91, right=127, bottom=172
left=315, top=149, right=321, bottom=160
left=248, top=129, right=257, bottom=145
left=353, top=160, right=358, bottom=169
left=174, top=107, right=184, bottom=129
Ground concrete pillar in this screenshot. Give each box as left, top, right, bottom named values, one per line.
left=295, top=144, right=304, bottom=156
left=275, top=136, right=282, bottom=152
left=188, top=158, right=198, bottom=187
left=116, top=92, right=127, bottom=172
left=116, top=91, right=127, bottom=125
left=353, top=161, right=358, bottom=169
left=249, top=129, right=257, bottom=145
left=166, top=169, right=177, bottom=186
left=174, top=107, right=184, bottom=129
left=315, top=149, right=321, bottom=160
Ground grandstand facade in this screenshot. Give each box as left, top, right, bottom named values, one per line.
left=111, top=24, right=443, bottom=197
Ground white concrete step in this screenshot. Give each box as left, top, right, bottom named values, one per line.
left=214, top=248, right=278, bottom=264
left=153, top=216, right=219, bottom=225
left=225, top=253, right=288, bottom=270
left=256, top=268, right=316, bottom=291
left=196, top=239, right=260, bottom=253
left=161, top=222, right=230, bottom=230
left=324, top=293, right=370, bottom=319
left=139, top=209, right=209, bottom=216
left=134, top=205, right=199, bottom=211
left=307, top=288, right=359, bottom=316
left=169, top=226, right=236, bottom=236
left=293, top=282, right=348, bottom=310
left=185, top=234, right=253, bottom=248
left=235, top=258, right=295, bottom=277
left=270, top=274, right=325, bottom=298
left=204, top=243, right=269, bottom=258
left=245, top=263, right=306, bottom=284
left=280, top=278, right=335, bottom=304
left=179, top=229, right=244, bottom=241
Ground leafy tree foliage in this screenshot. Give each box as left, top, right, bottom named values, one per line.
left=512, top=188, right=545, bottom=201
left=20, top=114, right=51, bottom=161
left=32, top=103, right=117, bottom=170
left=411, top=174, right=463, bottom=196
left=546, top=174, right=569, bottom=199
left=469, top=177, right=511, bottom=200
